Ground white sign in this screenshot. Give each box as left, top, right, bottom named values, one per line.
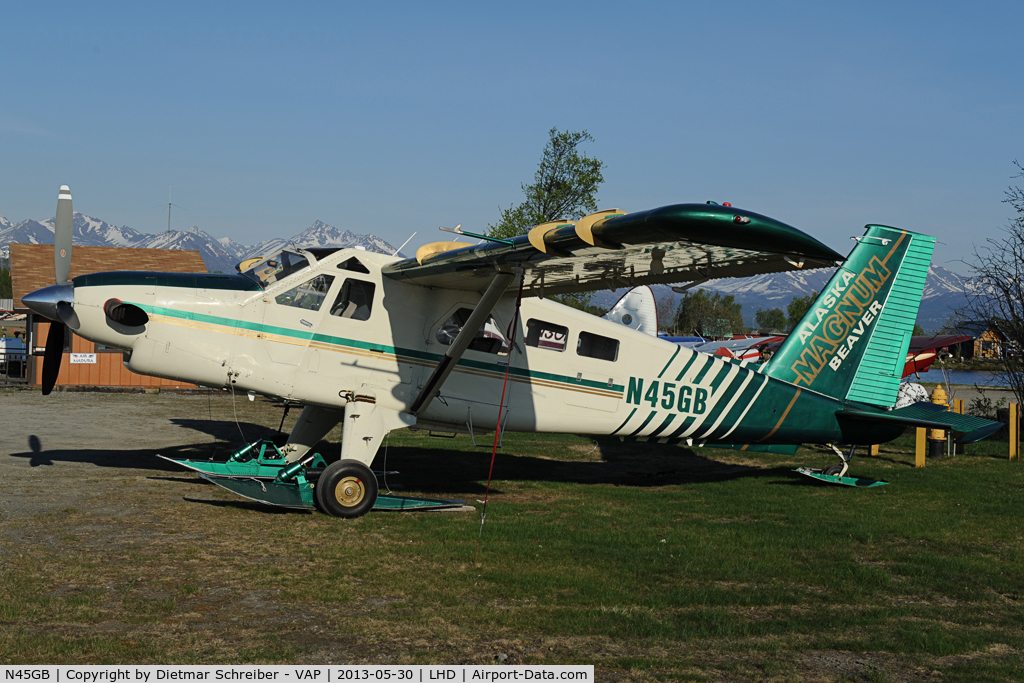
left=70, top=353, right=97, bottom=364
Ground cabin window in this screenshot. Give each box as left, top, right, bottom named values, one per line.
left=274, top=274, right=335, bottom=311
left=577, top=331, right=619, bottom=361
left=330, top=279, right=376, bottom=321
left=525, top=319, right=568, bottom=352
left=337, top=257, right=370, bottom=274
left=436, top=308, right=509, bottom=355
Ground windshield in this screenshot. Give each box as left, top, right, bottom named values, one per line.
left=242, top=249, right=312, bottom=287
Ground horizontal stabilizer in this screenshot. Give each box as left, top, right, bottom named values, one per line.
left=837, top=402, right=1004, bottom=444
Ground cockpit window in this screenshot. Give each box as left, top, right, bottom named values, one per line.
left=242, top=250, right=312, bottom=287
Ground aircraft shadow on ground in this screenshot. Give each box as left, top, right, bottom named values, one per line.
left=9, top=420, right=277, bottom=470
left=8, top=424, right=784, bottom=492
left=168, top=418, right=284, bottom=443
left=367, top=439, right=780, bottom=495
left=9, top=444, right=216, bottom=471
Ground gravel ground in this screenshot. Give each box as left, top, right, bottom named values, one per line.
left=0, top=390, right=279, bottom=518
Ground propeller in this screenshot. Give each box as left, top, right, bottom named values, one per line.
left=41, top=321, right=66, bottom=395
left=41, top=186, right=74, bottom=395
left=55, top=185, right=73, bottom=283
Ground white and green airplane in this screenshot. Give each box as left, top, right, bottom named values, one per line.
left=23, top=187, right=1001, bottom=517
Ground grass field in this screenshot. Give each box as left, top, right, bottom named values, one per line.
left=1, top=390, right=1023, bottom=681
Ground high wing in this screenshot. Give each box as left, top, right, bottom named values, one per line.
left=382, top=203, right=845, bottom=295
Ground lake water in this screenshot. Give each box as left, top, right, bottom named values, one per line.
left=912, top=369, right=1009, bottom=387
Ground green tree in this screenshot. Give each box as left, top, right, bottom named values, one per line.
left=655, top=294, right=677, bottom=333
left=912, top=323, right=926, bottom=336
left=755, top=307, right=786, bottom=332
left=488, top=128, right=605, bottom=311
left=674, top=290, right=744, bottom=338
left=786, top=291, right=818, bottom=332
left=0, top=258, right=11, bottom=299
left=486, top=128, right=605, bottom=240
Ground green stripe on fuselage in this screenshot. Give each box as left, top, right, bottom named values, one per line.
left=135, top=302, right=624, bottom=394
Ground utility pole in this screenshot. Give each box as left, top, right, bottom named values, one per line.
left=168, top=186, right=172, bottom=234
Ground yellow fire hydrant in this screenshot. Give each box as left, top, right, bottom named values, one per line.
left=929, top=385, right=948, bottom=458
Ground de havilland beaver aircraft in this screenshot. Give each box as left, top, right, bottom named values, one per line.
left=23, top=186, right=1002, bottom=517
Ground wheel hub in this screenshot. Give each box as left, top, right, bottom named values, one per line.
left=334, top=476, right=365, bottom=507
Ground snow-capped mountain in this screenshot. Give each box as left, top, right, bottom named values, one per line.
left=216, top=236, right=248, bottom=256
left=238, top=221, right=399, bottom=262
left=0, top=219, right=60, bottom=257
left=0, top=212, right=399, bottom=274
left=594, top=264, right=969, bottom=333
left=40, top=214, right=145, bottom=247
left=133, top=226, right=243, bottom=273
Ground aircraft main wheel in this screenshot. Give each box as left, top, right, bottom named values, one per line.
left=822, top=464, right=845, bottom=476
left=317, top=460, right=378, bottom=518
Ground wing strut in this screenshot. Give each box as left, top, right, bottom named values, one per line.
left=410, top=271, right=518, bottom=415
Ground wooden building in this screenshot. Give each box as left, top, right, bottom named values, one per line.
left=10, top=244, right=208, bottom=390
left=955, top=321, right=1009, bottom=360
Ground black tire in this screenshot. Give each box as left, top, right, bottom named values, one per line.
left=317, top=460, right=378, bottom=518
left=822, top=464, right=845, bottom=477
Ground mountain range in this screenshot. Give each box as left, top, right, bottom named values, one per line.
left=593, top=265, right=970, bottom=334
left=0, top=213, right=399, bottom=275
left=1, top=211, right=967, bottom=332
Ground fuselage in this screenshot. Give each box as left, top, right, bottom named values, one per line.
left=61, top=247, right=902, bottom=446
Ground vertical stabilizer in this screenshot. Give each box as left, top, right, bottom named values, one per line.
left=763, top=225, right=934, bottom=407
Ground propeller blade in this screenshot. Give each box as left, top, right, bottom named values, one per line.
left=41, top=321, right=66, bottom=396
left=55, top=185, right=73, bottom=284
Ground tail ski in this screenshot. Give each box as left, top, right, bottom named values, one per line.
left=763, top=225, right=934, bottom=407
left=602, top=285, right=658, bottom=336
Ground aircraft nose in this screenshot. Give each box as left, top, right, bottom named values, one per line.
left=22, top=283, right=75, bottom=322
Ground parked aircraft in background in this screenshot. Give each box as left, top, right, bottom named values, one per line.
left=23, top=188, right=1002, bottom=516
left=902, top=334, right=973, bottom=376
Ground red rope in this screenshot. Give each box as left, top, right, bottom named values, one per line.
left=478, top=275, right=524, bottom=540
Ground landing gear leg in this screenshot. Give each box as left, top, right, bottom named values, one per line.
left=282, top=405, right=343, bottom=463
left=823, top=444, right=855, bottom=477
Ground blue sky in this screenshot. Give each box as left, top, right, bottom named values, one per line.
left=2, top=1, right=1022, bottom=272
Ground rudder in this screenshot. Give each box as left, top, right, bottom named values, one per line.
left=763, top=225, right=934, bottom=407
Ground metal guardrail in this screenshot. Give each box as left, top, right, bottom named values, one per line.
left=0, top=350, right=28, bottom=384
